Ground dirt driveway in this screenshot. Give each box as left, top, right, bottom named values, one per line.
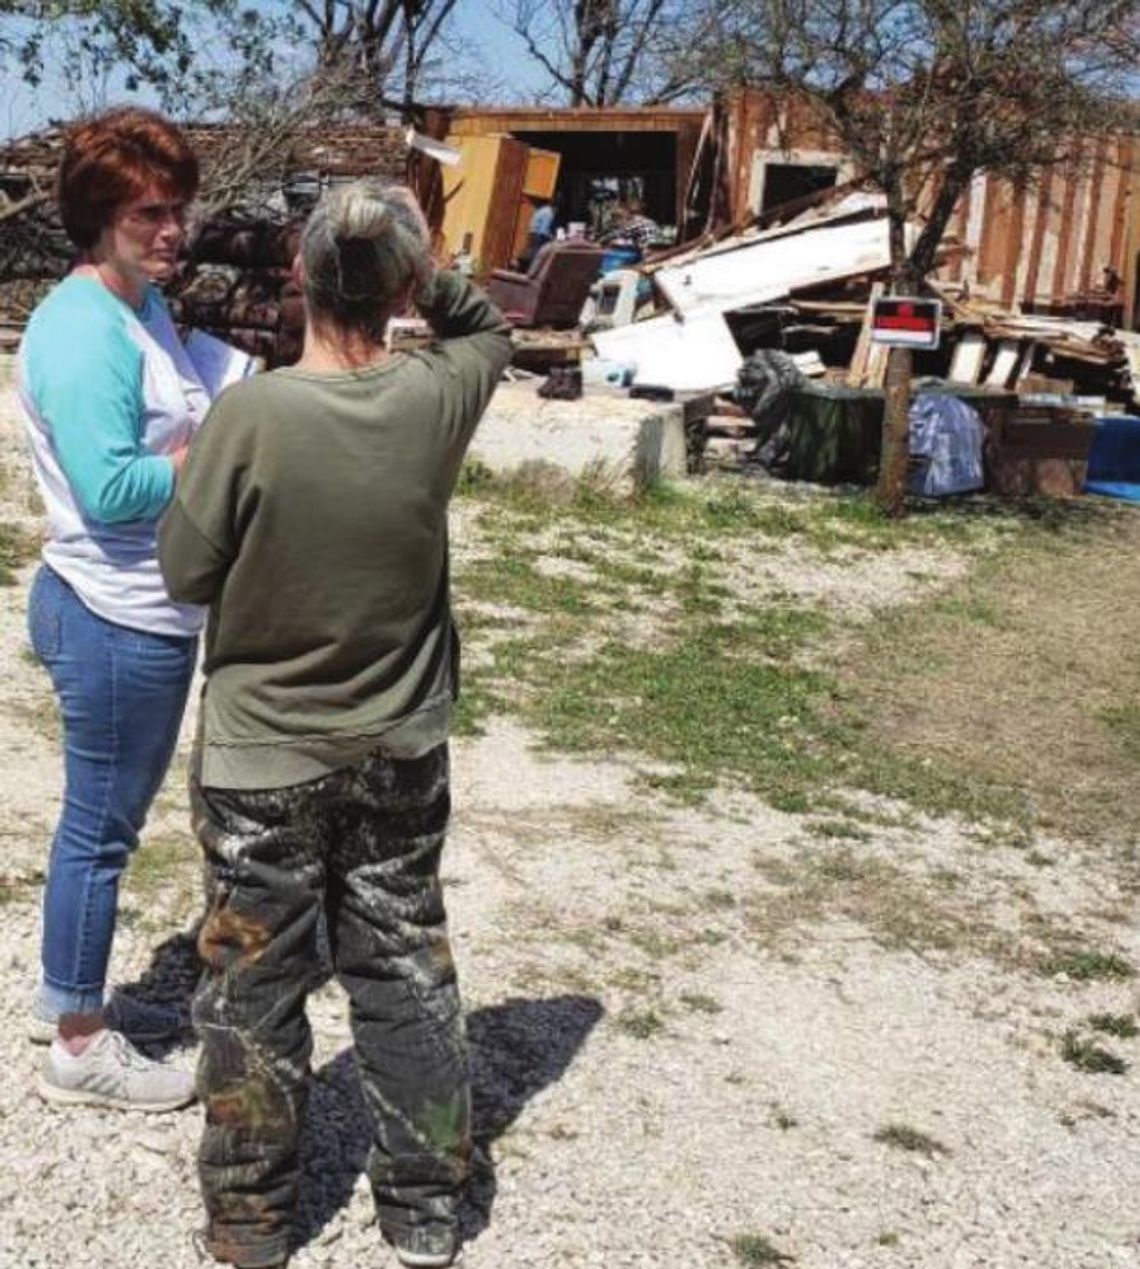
left=1, top=355, right=1139, bottom=1269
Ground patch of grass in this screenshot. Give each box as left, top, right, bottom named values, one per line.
left=521, top=617, right=832, bottom=806
left=460, top=554, right=600, bottom=618
left=124, top=834, right=195, bottom=899
left=769, top=790, right=810, bottom=814
left=609, top=966, right=660, bottom=994
left=1061, top=1030, right=1129, bottom=1075
left=679, top=991, right=723, bottom=1015
left=1101, top=704, right=1140, bottom=763
left=0, top=869, right=43, bottom=904
left=451, top=675, right=500, bottom=738
left=805, top=818, right=872, bottom=843
left=1087, top=1012, right=1140, bottom=1039
left=615, top=1007, right=664, bottom=1040
left=931, top=593, right=1005, bottom=627
left=1040, top=949, right=1135, bottom=982
left=730, top=1232, right=793, bottom=1265
left=873, top=1123, right=950, bottom=1158
left=0, top=521, right=37, bottom=585
left=626, top=927, right=683, bottom=959
left=749, top=844, right=988, bottom=957
left=877, top=1231, right=900, bottom=1247
left=769, top=1103, right=798, bottom=1130
left=844, top=504, right=1140, bottom=845
left=455, top=479, right=1140, bottom=860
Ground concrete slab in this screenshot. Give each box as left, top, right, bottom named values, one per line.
left=470, top=382, right=687, bottom=493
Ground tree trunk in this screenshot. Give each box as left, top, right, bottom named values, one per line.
left=878, top=345, right=913, bottom=515
left=875, top=189, right=916, bottom=517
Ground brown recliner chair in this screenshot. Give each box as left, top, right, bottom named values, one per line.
left=486, top=241, right=605, bottom=328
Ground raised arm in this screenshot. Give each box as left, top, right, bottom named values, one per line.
left=417, top=270, right=513, bottom=446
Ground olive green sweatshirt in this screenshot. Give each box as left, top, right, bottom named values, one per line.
left=157, top=271, right=512, bottom=789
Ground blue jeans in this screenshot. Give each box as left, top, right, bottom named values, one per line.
left=27, top=565, right=197, bottom=1015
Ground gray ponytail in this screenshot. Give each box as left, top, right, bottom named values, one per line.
left=300, top=178, right=434, bottom=342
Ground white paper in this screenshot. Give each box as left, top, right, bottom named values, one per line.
left=405, top=127, right=462, bottom=167
left=592, top=310, right=742, bottom=392
left=185, top=329, right=257, bottom=398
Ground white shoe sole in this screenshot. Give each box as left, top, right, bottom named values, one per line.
left=36, top=1073, right=196, bottom=1113
left=396, top=1253, right=463, bottom=1269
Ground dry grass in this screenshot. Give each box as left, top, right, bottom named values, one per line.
left=846, top=504, right=1140, bottom=848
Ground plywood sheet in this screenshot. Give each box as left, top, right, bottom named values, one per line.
left=592, top=310, right=743, bottom=392
left=948, top=332, right=986, bottom=385
left=655, top=215, right=894, bottom=315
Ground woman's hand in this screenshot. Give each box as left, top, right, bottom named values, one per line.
left=171, top=444, right=190, bottom=478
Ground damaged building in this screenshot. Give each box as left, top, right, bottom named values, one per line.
left=4, top=89, right=1140, bottom=498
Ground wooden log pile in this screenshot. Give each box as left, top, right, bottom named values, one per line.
left=170, top=219, right=306, bottom=367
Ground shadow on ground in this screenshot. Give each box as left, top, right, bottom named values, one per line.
left=120, top=929, right=604, bottom=1254
left=117, top=927, right=202, bottom=1054
left=293, top=994, right=605, bottom=1255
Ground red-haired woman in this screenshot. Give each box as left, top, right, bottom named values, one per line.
left=17, top=107, right=208, bottom=1112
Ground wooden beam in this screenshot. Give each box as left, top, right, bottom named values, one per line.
left=1023, top=168, right=1055, bottom=305
left=1051, top=144, right=1082, bottom=299
left=1001, top=181, right=1028, bottom=308
left=950, top=178, right=972, bottom=283
left=1079, top=136, right=1108, bottom=292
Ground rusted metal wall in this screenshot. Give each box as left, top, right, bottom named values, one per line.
left=716, top=89, right=1140, bottom=320
left=950, top=139, right=1137, bottom=312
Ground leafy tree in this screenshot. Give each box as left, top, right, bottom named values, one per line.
left=0, top=1, right=274, bottom=102
left=0, top=1, right=464, bottom=118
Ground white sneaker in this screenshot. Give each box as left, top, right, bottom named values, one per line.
left=29, top=991, right=187, bottom=1046
left=37, top=1029, right=196, bottom=1112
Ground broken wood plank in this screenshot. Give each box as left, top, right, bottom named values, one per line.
left=985, top=339, right=1024, bottom=389
left=948, top=331, right=987, bottom=384
left=847, top=281, right=883, bottom=387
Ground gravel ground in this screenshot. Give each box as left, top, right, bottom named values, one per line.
left=2, top=357, right=1140, bottom=1269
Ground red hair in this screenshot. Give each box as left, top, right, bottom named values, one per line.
left=57, top=107, right=199, bottom=250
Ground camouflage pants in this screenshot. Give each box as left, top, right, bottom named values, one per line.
left=191, top=743, right=470, bottom=1269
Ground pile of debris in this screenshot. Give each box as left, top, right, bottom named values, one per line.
left=172, top=219, right=305, bottom=367
left=560, top=186, right=1140, bottom=497
left=0, top=130, right=70, bottom=349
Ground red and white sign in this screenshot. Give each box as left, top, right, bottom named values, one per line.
left=870, top=297, right=942, bottom=350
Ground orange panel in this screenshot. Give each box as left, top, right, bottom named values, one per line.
left=522, top=147, right=560, bottom=199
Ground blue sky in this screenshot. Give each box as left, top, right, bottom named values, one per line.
left=0, top=2, right=552, bottom=138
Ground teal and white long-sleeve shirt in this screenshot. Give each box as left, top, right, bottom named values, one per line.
left=17, top=274, right=211, bottom=637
